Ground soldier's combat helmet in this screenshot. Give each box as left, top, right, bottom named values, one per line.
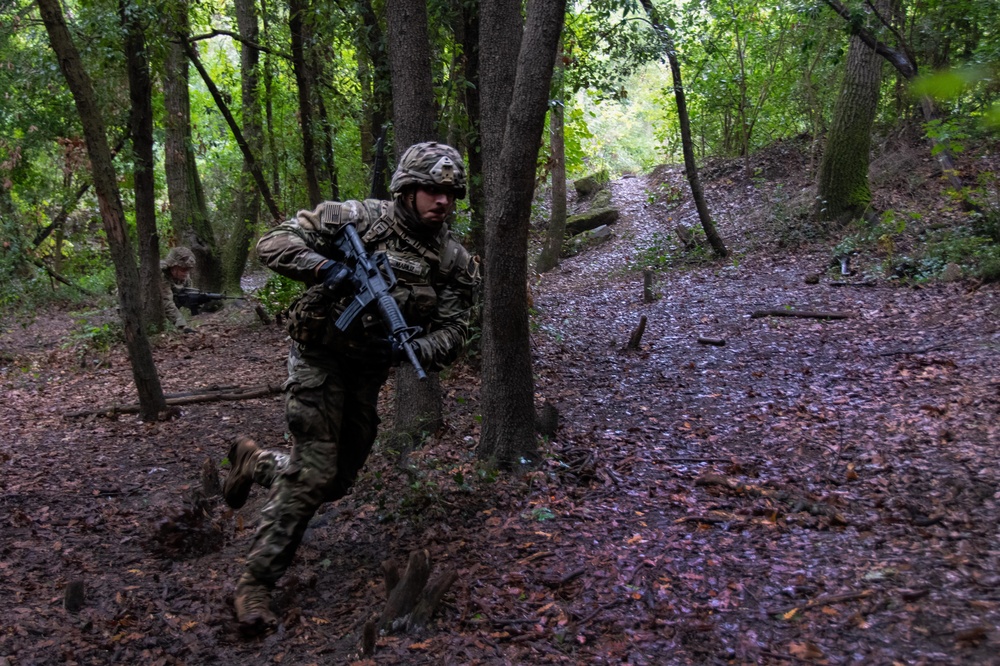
left=164, top=246, right=196, bottom=269
left=389, top=142, right=466, bottom=199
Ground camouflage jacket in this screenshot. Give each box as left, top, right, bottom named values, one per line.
left=160, top=262, right=192, bottom=329
left=257, top=199, right=480, bottom=371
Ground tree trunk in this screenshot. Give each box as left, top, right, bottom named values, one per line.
left=477, top=0, right=565, bottom=465
left=120, top=0, right=163, bottom=330
left=226, top=0, right=263, bottom=292
left=536, top=37, right=566, bottom=274
left=459, top=0, right=484, bottom=256
left=261, top=0, right=281, bottom=205
left=816, top=31, right=883, bottom=226
left=386, top=0, right=444, bottom=441
left=357, top=0, right=392, bottom=198
left=289, top=0, right=322, bottom=207
left=387, top=0, right=439, bottom=148
left=639, top=0, right=727, bottom=259
left=313, top=52, right=339, bottom=200
left=38, top=0, right=166, bottom=421
left=163, top=0, right=222, bottom=290
left=821, top=0, right=964, bottom=192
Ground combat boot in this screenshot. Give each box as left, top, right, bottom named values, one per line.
left=234, top=572, right=277, bottom=634
left=223, top=437, right=261, bottom=509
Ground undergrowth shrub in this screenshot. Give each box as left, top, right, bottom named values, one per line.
left=255, top=273, right=304, bottom=316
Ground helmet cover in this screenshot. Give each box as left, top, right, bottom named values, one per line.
left=164, top=246, right=196, bottom=269
left=389, top=142, right=467, bottom=199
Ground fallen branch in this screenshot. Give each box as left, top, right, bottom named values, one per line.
left=64, top=383, right=283, bottom=417
left=697, top=336, right=726, bottom=346
left=767, top=589, right=873, bottom=617
left=829, top=280, right=877, bottom=288
left=750, top=309, right=852, bottom=320
left=695, top=473, right=847, bottom=525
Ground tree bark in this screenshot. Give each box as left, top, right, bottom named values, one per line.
left=357, top=0, right=392, bottom=198
left=38, top=0, right=166, bottom=421
left=821, top=0, right=965, bottom=192
left=816, top=30, right=883, bottom=226
left=121, top=0, right=163, bottom=330
left=386, top=0, right=444, bottom=442
left=639, top=0, right=727, bottom=258
left=477, top=0, right=565, bottom=465
left=163, top=0, right=222, bottom=290
left=289, top=0, right=322, bottom=207
left=387, top=0, right=439, bottom=148
left=536, top=36, right=566, bottom=275
left=227, top=0, right=263, bottom=292
left=459, top=0, right=484, bottom=255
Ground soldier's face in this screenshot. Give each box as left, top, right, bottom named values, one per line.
left=413, top=186, right=455, bottom=229
left=169, top=266, right=191, bottom=282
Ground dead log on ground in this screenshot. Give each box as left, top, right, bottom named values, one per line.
left=695, top=473, right=847, bottom=525
left=697, top=336, right=726, bottom=346
left=64, top=382, right=284, bottom=417
left=750, top=309, right=852, bottom=320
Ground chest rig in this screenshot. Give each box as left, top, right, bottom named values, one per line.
left=359, top=202, right=460, bottom=327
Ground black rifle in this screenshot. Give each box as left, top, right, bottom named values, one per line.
left=332, top=223, right=426, bottom=380
left=174, top=288, right=241, bottom=315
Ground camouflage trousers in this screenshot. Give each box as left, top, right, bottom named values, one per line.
left=243, top=345, right=389, bottom=586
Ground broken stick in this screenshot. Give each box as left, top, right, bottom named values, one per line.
left=750, top=309, right=852, bottom=320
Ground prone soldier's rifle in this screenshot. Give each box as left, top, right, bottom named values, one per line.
left=174, top=287, right=242, bottom=315
left=332, top=223, right=427, bottom=380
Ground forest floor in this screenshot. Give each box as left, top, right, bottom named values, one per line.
left=2, top=137, right=1000, bottom=665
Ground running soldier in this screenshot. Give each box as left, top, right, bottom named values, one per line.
left=224, top=142, right=480, bottom=633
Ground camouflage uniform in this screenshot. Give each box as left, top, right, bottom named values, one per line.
left=161, top=247, right=196, bottom=329
left=233, top=143, right=480, bottom=625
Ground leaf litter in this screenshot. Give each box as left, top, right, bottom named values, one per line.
left=1, top=145, right=999, bottom=664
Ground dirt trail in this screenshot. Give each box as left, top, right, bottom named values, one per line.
left=1, top=169, right=999, bottom=664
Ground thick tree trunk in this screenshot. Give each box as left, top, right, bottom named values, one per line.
left=477, top=0, right=565, bottom=465
left=821, top=0, right=965, bottom=193
left=120, top=0, right=163, bottom=330
left=536, top=37, right=566, bottom=274
left=38, top=0, right=166, bottom=420
left=227, top=0, right=263, bottom=292
left=289, top=0, right=321, bottom=207
left=385, top=0, right=444, bottom=441
left=387, top=0, right=439, bottom=148
left=163, top=0, right=222, bottom=290
left=640, top=0, right=727, bottom=259
left=816, top=32, right=883, bottom=226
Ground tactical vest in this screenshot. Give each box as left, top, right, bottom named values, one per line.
left=286, top=200, right=472, bottom=348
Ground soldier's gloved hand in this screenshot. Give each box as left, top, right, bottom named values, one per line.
left=368, top=337, right=406, bottom=367
left=319, top=260, right=360, bottom=297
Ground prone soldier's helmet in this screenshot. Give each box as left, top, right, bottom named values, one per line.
left=389, top=142, right=467, bottom=199
left=164, top=246, right=196, bottom=269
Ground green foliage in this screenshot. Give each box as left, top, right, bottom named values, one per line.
left=629, top=228, right=712, bottom=272
left=65, top=311, right=122, bottom=354
left=256, top=273, right=304, bottom=315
